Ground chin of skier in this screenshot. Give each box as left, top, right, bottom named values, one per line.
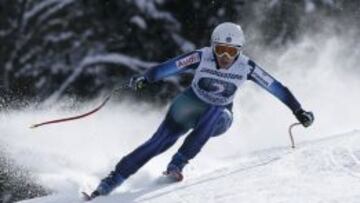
left=86, top=22, right=314, bottom=200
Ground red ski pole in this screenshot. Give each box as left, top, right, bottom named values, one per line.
left=30, top=83, right=129, bottom=129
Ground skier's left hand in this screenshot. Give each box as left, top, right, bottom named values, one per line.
left=294, top=109, right=314, bottom=127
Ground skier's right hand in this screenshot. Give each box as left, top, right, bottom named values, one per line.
left=129, top=75, right=148, bottom=91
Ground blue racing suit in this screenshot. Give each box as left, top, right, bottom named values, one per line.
left=95, top=47, right=302, bottom=195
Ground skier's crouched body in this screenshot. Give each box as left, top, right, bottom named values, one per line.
left=89, top=22, right=314, bottom=199
left=95, top=88, right=233, bottom=196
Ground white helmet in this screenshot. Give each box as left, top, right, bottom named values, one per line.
left=211, top=22, right=245, bottom=48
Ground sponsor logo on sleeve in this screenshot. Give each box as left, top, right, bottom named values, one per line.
left=176, top=52, right=200, bottom=68
left=252, top=68, right=274, bottom=87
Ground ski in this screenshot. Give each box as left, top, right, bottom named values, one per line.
left=81, top=192, right=93, bottom=201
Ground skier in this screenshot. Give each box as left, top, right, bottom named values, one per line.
left=85, top=22, right=314, bottom=200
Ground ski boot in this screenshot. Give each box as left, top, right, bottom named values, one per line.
left=163, top=152, right=189, bottom=182
left=82, top=171, right=125, bottom=201
left=163, top=164, right=184, bottom=182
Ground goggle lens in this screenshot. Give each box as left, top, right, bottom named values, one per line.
left=214, top=44, right=240, bottom=58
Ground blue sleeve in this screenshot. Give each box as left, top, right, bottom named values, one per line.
left=144, top=51, right=202, bottom=82
left=247, top=60, right=302, bottom=112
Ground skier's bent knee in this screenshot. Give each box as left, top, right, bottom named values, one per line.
left=212, top=109, right=233, bottom=137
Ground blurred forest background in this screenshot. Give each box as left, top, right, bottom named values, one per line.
left=0, top=0, right=359, bottom=202
left=0, top=0, right=359, bottom=108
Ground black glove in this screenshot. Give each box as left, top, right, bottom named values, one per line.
left=294, top=109, right=314, bottom=127
left=128, top=75, right=147, bottom=91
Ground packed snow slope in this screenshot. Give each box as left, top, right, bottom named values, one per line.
left=17, top=130, right=360, bottom=203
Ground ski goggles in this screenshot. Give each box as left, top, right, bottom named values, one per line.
left=213, top=44, right=241, bottom=59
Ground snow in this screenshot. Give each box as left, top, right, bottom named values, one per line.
left=44, top=32, right=74, bottom=44
left=43, top=53, right=157, bottom=106
left=18, top=47, right=42, bottom=67
left=132, top=0, right=180, bottom=28
left=80, top=54, right=157, bottom=72
left=36, top=0, right=74, bottom=26
left=268, top=0, right=280, bottom=9
left=9, top=126, right=360, bottom=202
left=24, top=0, right=74, bottom=23
left=305, top=0, right=316, bottom=13
left=0, top=29, right=12, bottom=37
left=322, top=0, right=335, bottom=7
left=130, top=16, right=148, bottom=30
left=171, top=33, right=196, bottom=53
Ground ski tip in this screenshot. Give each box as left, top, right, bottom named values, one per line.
left=81, top=192, right=92, bottom=202
left=82, top=191, right=101, bottom=202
